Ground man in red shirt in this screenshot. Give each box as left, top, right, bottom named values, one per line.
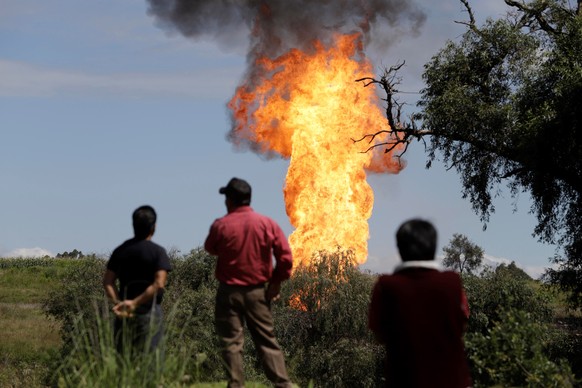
left=204, top=177, right=293, bottom=388
left=368, top=219, right=472, bottom=388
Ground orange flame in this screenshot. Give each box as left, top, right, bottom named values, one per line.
left=229, top=33, right=402, bottom=267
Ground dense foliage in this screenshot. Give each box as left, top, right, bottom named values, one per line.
left=40, top=250, right=579, bottom=386
left=43, top=255, right=107, bottom=353
left=464, top=263, right=551, bottom=334
left=466, top=309, right=574, bottom=387
left=461, top=263, right=577, bottom=386
left=365, top=0, right=582, bottom=308
left=418, top=0, right=582, bottom=307
left=275, top=249, right=384, bottom=387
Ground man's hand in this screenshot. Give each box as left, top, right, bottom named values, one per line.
left=266, top=282, right=282, bottom=302
left=113, top=300, right=136, bottom=318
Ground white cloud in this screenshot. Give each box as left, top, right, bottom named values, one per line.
left=0, top=59, right=239, bottom=99
left=2, top=247, right=54, bottom=258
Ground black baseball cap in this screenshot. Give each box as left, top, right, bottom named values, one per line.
left=219, top=177, right=252, bottom=205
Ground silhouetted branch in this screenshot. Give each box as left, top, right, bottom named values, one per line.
left=455, top=0, right=479, bottom=33
left=354, top=61, right=435, bottom=160
left=504, top=0, right=558, bottom=34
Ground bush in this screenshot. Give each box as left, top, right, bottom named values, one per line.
left=274, top=249, right=384, bottom=387
left=42, top=247, right=579, bottom=386
left=163, top=248, right=224, bottom=382
left=463, top=265, right=553, bottom=335
left=466, top=309, right=576, bottom=387
left=463, top=264, right=576, bottom=386
left=42, top=256, right=107, bottom=351
left=0, top=257, right=61, bottom=269
left=42, top=250, right=224, bottom=386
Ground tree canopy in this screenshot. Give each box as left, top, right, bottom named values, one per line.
left=442, top=233, right=484, bottom=275
left=360, top=0, right=582, bottom=307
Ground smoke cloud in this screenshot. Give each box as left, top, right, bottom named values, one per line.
left=147, top=0, right=426, bottom=59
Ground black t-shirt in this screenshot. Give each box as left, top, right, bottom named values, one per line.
left=107, top=238, right=171, bottom=312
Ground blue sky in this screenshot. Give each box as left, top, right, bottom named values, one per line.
left=0, top=0, right=557, bottom=277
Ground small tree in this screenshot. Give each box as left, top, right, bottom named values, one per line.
left=442, top=233, right=484, bottom=275
left=55, top=249, right=84, bottom=259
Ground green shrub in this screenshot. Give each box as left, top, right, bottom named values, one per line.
left=163, top=249, right=225, bottom=382
left=43, top=249, right=225, bottom=384
left=42, top=256, right=107, bottom=351
left=41, top=247, right=579, bottom=387
left=463, top=265, right=577, bottom=386
left=466, top=309, right=576, bottom=387
left=274, top=249, right=384, bottom=387
left=464, top=266, right=553, bottom=335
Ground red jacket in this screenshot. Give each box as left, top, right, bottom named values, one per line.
left=204, top=206, right=293, bottom=286
left=369, top=264, right=472, bottom=388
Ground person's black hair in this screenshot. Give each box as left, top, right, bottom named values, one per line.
left=396, top=219, right=437, bottom=261
left=132, top=205, right=156, bottom=239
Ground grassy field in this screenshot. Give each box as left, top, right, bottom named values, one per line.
left=0, top=262, right=64, bottom=387
left=0, top=259, right=272, bottom=387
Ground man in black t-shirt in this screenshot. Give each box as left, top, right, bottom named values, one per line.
left=103, top=205, right=172, bottom=353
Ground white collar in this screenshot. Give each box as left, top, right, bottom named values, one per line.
left=394, top=260, right=441, bottom=273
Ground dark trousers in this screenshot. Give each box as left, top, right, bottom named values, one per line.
left=215, top=283, right=292, bottom=388
left=114, top=303, right=163, bottom=356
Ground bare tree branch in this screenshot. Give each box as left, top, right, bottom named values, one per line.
left=504, top=0, right=558, bottom=34
left=454, top=0, right=479, bottom=33
left=353, top=61, right=437, bottom=162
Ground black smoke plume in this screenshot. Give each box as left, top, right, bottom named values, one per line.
left=147, top=0, right=425, bottom=57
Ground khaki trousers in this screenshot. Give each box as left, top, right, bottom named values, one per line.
left=215, top=283, right=292, bottom=388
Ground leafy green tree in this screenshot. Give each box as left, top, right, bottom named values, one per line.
left=442, top=233, right=484, bottom=275
left=420, top=0, right=582, bottom=307
left=360, top=0, right=582, bottom=308
left=496, top=260, right=532, bottom=281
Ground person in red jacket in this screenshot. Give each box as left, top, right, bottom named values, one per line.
left=368, top=219, right=472, bottom=388
left=204, top=177, right=293, bottom=388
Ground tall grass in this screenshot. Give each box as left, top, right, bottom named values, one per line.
left=52, top=299, right=273, bottom=387
left=53, top=300, right=201, bottom=388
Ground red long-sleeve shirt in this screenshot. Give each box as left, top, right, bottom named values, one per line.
left=204, top=206, right=293, bottom=286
